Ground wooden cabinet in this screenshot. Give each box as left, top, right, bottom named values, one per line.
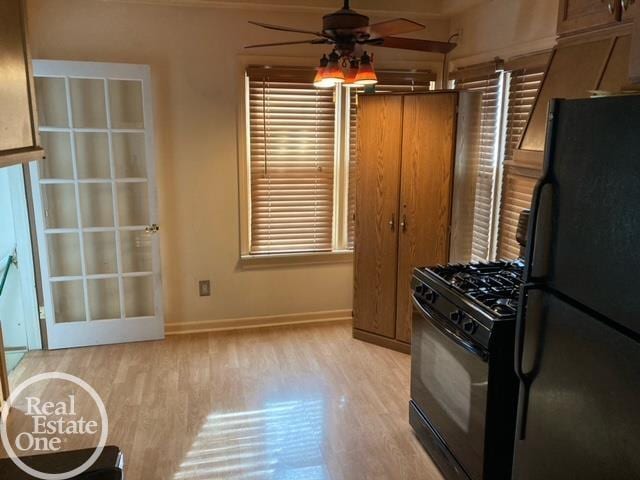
left=622, top=0, right=638, bottom=20
left=353, top=92, right=480, bottom=352
left=0, top=0, right=44, bottom=168
left=557, top=0, right=621, bottom=35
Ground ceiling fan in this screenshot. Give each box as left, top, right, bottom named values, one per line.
left=245, top=0, right=457, bottom=57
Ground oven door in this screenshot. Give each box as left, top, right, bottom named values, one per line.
left=411, top=294, right=489, bottom=480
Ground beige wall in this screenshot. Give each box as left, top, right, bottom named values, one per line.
left=26, top=0, right=448, bottom=326
left=449, top=0, right=559, bottom=67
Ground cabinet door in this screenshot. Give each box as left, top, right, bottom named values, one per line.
left=0, top=0, right=36, bottom=153
left=557, top=0, right=620, bottom=35
left=353, top=95, right=403, bottom=338
left=396, top=94, right=456, bottom=343
left=622, top=0, right=637, bottom=20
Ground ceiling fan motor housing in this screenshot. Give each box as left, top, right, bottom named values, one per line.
left=322, top=7, right=370, bottom=37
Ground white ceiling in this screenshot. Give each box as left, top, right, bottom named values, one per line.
left=104, top=0, right=490, bottom=17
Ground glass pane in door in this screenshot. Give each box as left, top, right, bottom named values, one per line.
left=113, top=132, right=146, bottom=178
left=51, top=281, right=86, bottom=323
left=84, top=232, right=117, bottom=275
left=40, top=132, right=73, bottom=179
left=87, top=278, right=120, bottom=320
left=120, top=230, right=151, bottom=273
left=42, top=184, right=78, bottom=229
left=79, top=184, right=114, bottom=227
left=117, top=183, right=148, bottom=226
left=75, top=132, right=110, bottom=179
left=109, top=80, right=144, bottom=129
left=69, top=78, right=107, bottom=128
left=47, top=233, right=82, bottom=277
left=35, top=77, right=69, bottom=128
left=123, top=276, right=154, bottom=317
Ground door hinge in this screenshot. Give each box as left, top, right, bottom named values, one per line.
left=39, top=306, right=46, bottom=320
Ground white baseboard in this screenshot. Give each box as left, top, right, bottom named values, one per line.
left=165, top=309, right=352, bottom=335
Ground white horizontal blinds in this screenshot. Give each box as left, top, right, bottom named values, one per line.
left=455, top=70, right=503, bottom=261
left=497, top=63, right=547, bottom=259
left=346, top=89, right=357, bottom=249
left=346, top=70, right=436, bottom=248
left=247, top=67, right=335, bottom=254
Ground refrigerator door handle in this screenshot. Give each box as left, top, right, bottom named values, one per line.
left=523, top=99, right=560, bottom=284
left=515, top=283, right=545, bottom=440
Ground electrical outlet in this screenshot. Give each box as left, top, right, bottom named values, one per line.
left=199, top=280, right=211, bottom=297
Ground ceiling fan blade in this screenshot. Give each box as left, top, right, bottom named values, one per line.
left=245, top=39, right=330, bottom=49
left=376, top=37, right=457, bottom=54
left=367, top=19, right=425, bottom=40
left=248, top=21, right=329, bottom=38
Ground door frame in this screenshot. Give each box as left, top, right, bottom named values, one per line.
left=31, top=60, right=163, bottom=349
left=7, top=164, right=42, bottom=351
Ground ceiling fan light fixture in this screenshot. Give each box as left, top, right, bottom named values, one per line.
left=343, top=58, right=360, bottom=87
left=321, top=51, right=345, bottom=86
left=355, top=51, right=377, bottom=86
left=313, top=54, right=334, bottom=88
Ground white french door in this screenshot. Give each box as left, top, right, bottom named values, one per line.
left=31, top=61, right=163, bottom=349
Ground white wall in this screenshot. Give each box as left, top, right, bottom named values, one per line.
left=449, top=0, right=559, bottom=67
left=26, top=0, right=449, bottom=327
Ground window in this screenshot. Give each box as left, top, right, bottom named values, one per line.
left=454, top=68, right=505, bottom=261
left=246, top=67, right=336, bottom=254
left=496, top=62, right=547, bottom=259
left=244, top=66, right=435, bottom=257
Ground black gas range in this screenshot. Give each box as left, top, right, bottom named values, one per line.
left=409, top=260, right=524, bottom=480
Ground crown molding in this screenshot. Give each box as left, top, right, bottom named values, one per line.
left=99, top=0, right=446, bottom=19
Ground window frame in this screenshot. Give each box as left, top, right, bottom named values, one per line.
left=238, top=62, right=438, bottom=265
left=238, top=65, right=353, bottom=265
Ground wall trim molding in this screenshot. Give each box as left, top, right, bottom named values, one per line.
left=165, top=309, right=352, bottom=335
left=101, top=0, right=445, bottom=18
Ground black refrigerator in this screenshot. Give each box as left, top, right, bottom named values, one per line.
left=513, top=95, right=640, bottom=479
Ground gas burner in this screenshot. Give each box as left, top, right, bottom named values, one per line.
left=429, top=260, right=525, bottom=318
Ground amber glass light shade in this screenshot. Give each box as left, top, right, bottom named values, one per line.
left=321, top=51, right=345, bottom=86
left=313, top=54, right=334, bottom=88
left=343, top=59, right=359, bottom=87
left=355, top=52, right=378, bottom=86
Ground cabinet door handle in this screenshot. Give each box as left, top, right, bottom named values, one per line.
left=622, top=0, right=634, bottom=11
left=604, top=0, right=614, bottom=14
left=400, top=214, right=407, bottom=233
left=388, top=214, right=395, bottom=231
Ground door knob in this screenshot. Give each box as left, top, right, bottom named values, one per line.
left=388, top=214, right=395, bottom=231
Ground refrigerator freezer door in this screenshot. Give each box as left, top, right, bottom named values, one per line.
left=514, top=289, right=640, bottom=479
left=529, top=96, right=640, bottom=334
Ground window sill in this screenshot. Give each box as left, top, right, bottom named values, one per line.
left=239, top=250, right=354, bottom=269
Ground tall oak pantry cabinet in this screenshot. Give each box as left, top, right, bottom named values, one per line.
left=353, top=91, right=481, bottom=352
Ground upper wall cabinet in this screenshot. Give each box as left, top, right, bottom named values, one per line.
left=0, top=0, right=44, bottom=168
left=557, top=0, right=622, bottom=35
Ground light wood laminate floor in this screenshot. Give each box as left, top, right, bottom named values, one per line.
left=4, top=321, right=443, bottom=480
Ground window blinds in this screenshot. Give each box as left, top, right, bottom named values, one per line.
left=497, top=64, right=547, bottom=259
left=346, top=71, right=436, bottom=248
left=455, top=72, right=503, bottom=261
left=247, top=67, right=335, bottom=254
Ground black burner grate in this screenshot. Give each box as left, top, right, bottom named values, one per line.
left=430, top=260, right=525, bottom=318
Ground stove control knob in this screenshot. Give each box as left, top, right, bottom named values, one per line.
left=463, top=319, right=478, bottom=334
left=450, top=310, right=463, bottom=324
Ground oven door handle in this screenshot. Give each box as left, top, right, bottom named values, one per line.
left=412, top=295, right=489, bottom=362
